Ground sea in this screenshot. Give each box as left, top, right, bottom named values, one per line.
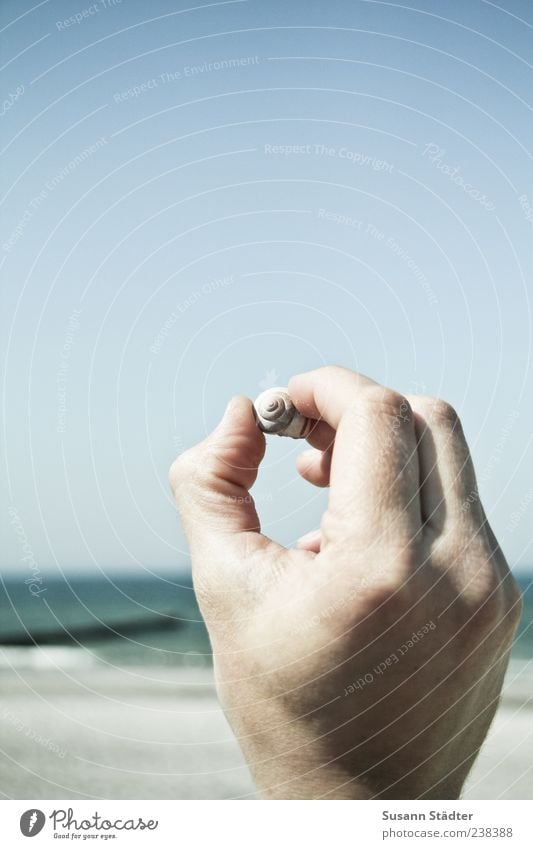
left=0, top=570, right=532, bottom=666
left=0, top=571, right=211, bottom=667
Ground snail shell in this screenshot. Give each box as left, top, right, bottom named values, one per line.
left=253, top=387, right=313, bottom=439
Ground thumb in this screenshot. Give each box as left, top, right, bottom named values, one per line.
left=169, top=395, right=280, bottom=564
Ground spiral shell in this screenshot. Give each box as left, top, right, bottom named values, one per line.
left=253, top=387, right=312, bottom=439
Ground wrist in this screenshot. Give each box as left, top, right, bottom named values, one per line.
left=222, top=704, right=376, bottom=799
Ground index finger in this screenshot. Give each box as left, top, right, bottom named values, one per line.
left=288, top=367, right=422, bottom=543
left=289, top=366, right=378, bottom=429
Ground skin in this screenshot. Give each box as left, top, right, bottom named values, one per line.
left=169, top=366, right=522, bottom=799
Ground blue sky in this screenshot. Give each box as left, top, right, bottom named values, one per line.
left=2, top=0, right=532, bottom=577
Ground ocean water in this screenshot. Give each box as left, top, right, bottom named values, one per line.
left=0, top=572, right=211, bottom=666
left=0, top=571, right=532, bottom=665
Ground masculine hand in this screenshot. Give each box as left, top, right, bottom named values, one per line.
left=169, top=366, right=522, bottom=799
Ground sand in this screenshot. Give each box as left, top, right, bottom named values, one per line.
left=0, top=652, right=531, bottom=800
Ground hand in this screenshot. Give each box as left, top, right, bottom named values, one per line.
left=169, top=366, right=522, bottom=799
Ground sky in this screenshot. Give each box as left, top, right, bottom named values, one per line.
left=1, top=0, right=532, bottom=579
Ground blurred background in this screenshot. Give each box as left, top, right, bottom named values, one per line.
left=1, top=0, right=532, bottom=799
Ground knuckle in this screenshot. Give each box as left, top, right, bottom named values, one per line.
left=312, top=364, right=354, bottom=389
left=168, top=449, right=197, bottom=493
left=168, top=457, right=182, bottom=492
left=434, top=537, right=522, bottom=636
left=364, top=387, right=412, bottom=421
left=465, top=591, right=504, bottom=634
left=468, top=572, right=524, bottom=646
left=461, top=568, right=510, bottom=633
left=418, top=396, right=461, bottom=429
left=319, top=364, right=350, bottom=380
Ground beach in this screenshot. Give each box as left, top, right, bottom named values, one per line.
left=0, top=652, right=531, bottom=800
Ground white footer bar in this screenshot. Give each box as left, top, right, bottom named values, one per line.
left=2, top=799, right=529, bottom=848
